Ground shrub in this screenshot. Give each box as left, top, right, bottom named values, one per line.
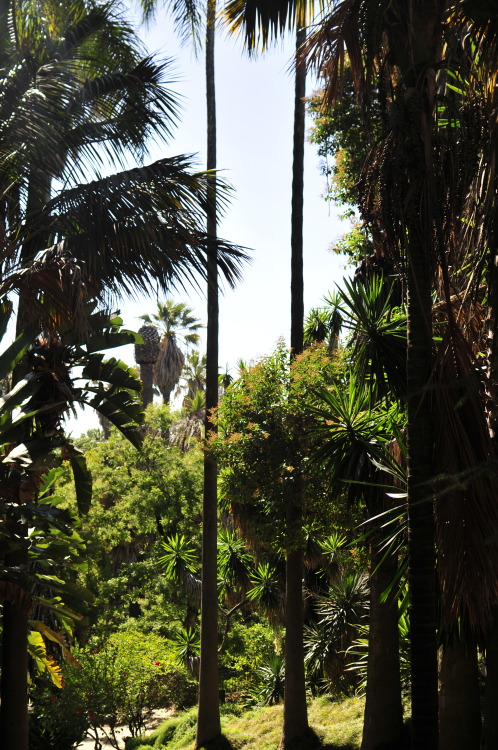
left=30, top=630, right=197, bottom=748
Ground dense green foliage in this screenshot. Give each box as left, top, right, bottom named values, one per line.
left=30, top=630, right=197, bottom=749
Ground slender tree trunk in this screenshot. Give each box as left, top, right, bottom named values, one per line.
left=196, top=0, right=221, bottom=745
left=280, top=506, right=309, bottom=750
left=483, top=234, right=498, bottom=750
left=279, top=25, right=311, bottom=750
left=361, top=544, right=404, bottom=750
left=387, top=9, right=440, bottom=741
left=290, top=26, right=305, bottom=359
left=483, top=607, right=498, bottom=749
left=439, top=637, right=481, bottom=750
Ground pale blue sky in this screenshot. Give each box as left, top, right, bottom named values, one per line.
left=68, top=6, right=349, bottom=434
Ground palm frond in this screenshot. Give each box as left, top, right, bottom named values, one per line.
left=15, top=157, right=248, bottom=299
left=223, top=0, right=326, bottom=52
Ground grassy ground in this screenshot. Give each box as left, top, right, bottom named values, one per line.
left=125, top=696, right=364, bottom=750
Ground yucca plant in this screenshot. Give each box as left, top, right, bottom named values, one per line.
left=250, top=653, right=285, bottom=707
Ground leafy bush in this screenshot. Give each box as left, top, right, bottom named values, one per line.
left=30, top=630, right=197, bottom=748
left=219, top=620, right=276, bottom=698
left=29, top=681, right=90, bottom=750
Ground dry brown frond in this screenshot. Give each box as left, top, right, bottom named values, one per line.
left=153, top=334, right=185, bottom=402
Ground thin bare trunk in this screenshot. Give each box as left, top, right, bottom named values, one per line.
left=279, top=25, right=310, bottom=750
left=196, top=0, right=221, bottom=745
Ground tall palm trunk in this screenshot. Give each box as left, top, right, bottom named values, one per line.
left=280, top=25, right=310, bottom=750
left=439, top=637, right=481, bottom=750
left=483, top=608, right=498, bottom=749
left=196, top=0, right=221, bottom=745
left=405, top=214, right=438, bottom=750
left=0, top=585, right=30, bottom=749
left=385, top=6, right=441, bottom=746
left=361, top=542, right=404, bottom=750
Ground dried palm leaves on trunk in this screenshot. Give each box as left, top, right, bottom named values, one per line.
left=154, top=333, right=185, bottom=404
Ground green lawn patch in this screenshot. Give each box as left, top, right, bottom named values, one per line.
left=125, top=696, right=364, bottom=750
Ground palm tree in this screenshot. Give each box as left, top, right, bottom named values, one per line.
left=137, top=0, right=222, bottom=742
left=140, top=300, right=203, bottom=405
left=181, top=350, right=206, bottom=403
left=310, top=375, right=405, bottom=750
left=0, top=297, right=145, bottom=748
left=0, top=2, right=245, bottom=746
left=304, top=4, right=498, bottom=747
left=222, top=4, right=325, bottom=745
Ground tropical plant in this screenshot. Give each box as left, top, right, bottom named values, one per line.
left=303, top=4, right=498, bottom=746
left=304, top=571, right=369, bottom=695
left=0, top=1, right=246, bottom=744
left=307, top=274, right=407, bottom=749
left=215, top=341, right=344, bottom=745
left=221, top=1, right=328, bottom=742
left=140, top=301, right=203, bottom=405
left=0, top=298, right=145, bottom=747
left=180, top=350, right=206, bottom=402
left=251, top=653, right=285, bottom=707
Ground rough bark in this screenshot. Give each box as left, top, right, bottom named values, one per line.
left=406, top=222, right=438, bottom=750
left=439, top=637, right=481, bottom=750
left=195, top=0, right=221, bottom=745
left=361, top=545, right=404, bottom=750
left=140, top=362, right=154, bottom=408
left=385, top=7, right=441, bottom=745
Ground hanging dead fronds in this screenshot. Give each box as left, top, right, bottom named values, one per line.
left=432, top=324, right=498, bottom=634
left=153, top=333, right=185, bottom=403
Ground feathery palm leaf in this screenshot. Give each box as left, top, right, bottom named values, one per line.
left=6, top=158, right=247, bottom=303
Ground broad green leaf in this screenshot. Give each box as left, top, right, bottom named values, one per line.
left=68, top=449, right=92, bottom=515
